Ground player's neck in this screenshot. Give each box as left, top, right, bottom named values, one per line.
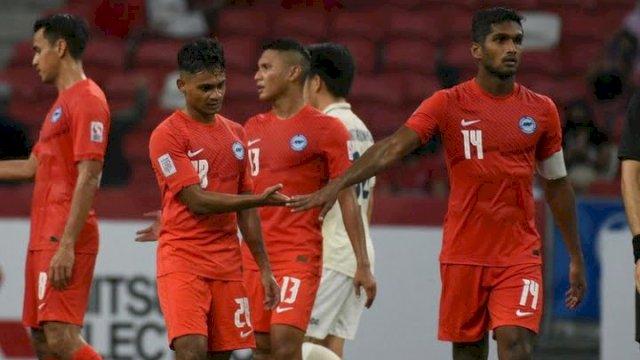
left=475, top=70, right=515, bottom=97
left=54, top=60, right=87, bottom=92
left=184, top=107, right=216, bottom=124
left=317, top=93, right=345, bottom=113
left=271, top=90, right=305, bottom=119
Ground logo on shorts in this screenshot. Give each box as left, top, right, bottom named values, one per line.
left=515, top=309, right=534, bottom=317
left=518, top=116, right=536, bottom=135
left=232, top=141, right=245, bottom=160
left=51, top=107, right=62, bottom=123
left=309, top=317, right=320, bottom=326
left=290, top=134, right=308, bottom=152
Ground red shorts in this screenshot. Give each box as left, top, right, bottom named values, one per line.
left=244, top=269, right=321, bottom=333
left=438, top=263, right=543, bottom=342
left=157, top=272, right=255, bottom=352
left=22, top=250, right=96, bottom=328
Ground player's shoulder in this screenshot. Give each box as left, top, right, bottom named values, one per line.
left=150, top=111, right=183, bottom=140
left=65, top=79, right=108, bottom=107
left=516, top=82, right=556, bottom=109
left=244, top=110, right=272, bottom=128
left=216, top=114, right=246, bottom=136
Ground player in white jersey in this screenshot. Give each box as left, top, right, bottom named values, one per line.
left=302, top=43, right=375, bottom=359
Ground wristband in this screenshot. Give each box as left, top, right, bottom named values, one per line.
left=633, top=234, right=640, bottom=263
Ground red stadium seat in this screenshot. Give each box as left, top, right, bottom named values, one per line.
left=219, top=36, right=259, bottom=72
left=354, top=102, right=408, bottom=140
left=226, top=72, right=258, bottom=99
left=587, top=179, right=620, bottom=197
left=383, top=40, right=436, bottom=75
left=134, top=39, right=184, bottom=73
left=350, top=74, right=405, bottom=106
left=386, top=10, right=441, bottom=44
left=529, top=76, right=589, bottom=107
left=519, top=49, right=563, bottom=76
left=222, top=98, right=270, bottom=124
left=560, top=12, right=616, bottom=43
left=0, top=67, right=45, bottom=100
left=444, top=43, right=476, bottom=78
left=83, top=37, right=126, bottom=71
left=271, top=9, right=329, bottom=42
left=480, top=0, right=539, bottom=9
left=562, top=41, right=602, bottom=76
left=393, top=72, right=441, bottom=105
left=386, top=0, right=423, bottom=10
left=332, top=36, right=378, bottom=74
left=330, top=9, right=387, bottom=41
left=8, top=41, right=33, bottom=67
left=217, top=8, right=270, bottom=38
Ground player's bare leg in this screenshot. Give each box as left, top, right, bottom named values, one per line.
left=42, top=322, right=98, bottom=360
left=207, top=350, right=232, bottom=360
left=494, top=326, right=534, bottom=360
left=452, top=333, right=488, bottom=360
left=30, top=328, right=55, bottom=359
left=254, top=332, right=272, bottom=360
left=270, top=324, right=305, bottom=360
left=173, top=334, right=208, bottom=360
left=320, top=335, right=344, bottom=358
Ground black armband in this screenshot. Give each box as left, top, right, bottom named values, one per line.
left=634, top=234, right=640, bottom=263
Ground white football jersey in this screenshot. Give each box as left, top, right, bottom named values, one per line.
left=321, top=102, right=375, bottom=276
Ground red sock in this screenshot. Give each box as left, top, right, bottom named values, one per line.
left=71, top=345, right=102, bottom=360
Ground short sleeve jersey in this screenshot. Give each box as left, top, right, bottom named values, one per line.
left=241, top=105, right=352, bottom=274
left=405, top=80, right=562, bottom=266
left=149, top=111, right=252, bottom=280
left=619, top=91, right=640, bottom=161
left=30, top=79, right=110, bottom=254
left=320, top=102, right=376, bottom=277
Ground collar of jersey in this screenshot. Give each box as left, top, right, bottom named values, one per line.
left=322, top=101, right=351, bottom=115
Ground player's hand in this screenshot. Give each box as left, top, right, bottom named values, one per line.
left=635, top=260, right=640, bottom=294
left=565, top=257, right=587, bottom=309
left=49, top=243, right=74, bottom=290
left=353, top=265, right=377, bottom=308
left=260, top=184, right=290, bottom=206
left=135, top=211, right=161, bottom=242
left=261, top=272, right=280, bottom=310
left=287, top=181, right=341, bottom=221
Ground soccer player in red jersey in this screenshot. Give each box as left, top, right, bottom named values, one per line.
left=148, top=38, right=288, bottom=360
left=289, top=8, right=587, bottom=360
left=241, top=39, right=376, bottom=360
left=0, top=14, right=109, bottom=360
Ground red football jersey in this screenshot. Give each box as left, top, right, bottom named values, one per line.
left=30, top=79, right=110, bottom=254
left=149, top=111, right=253, bottom=280
left=241, top=105, right=352, bottom=274
left=405, top=79, right=562, bottom=266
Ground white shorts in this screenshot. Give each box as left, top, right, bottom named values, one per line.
left=306, top=268, right=366, bottom=340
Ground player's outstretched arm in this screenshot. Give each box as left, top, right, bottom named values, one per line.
left=288, top=126, right=421, bottom=219
left=237, top=207, right=280, bottom=310
left=0, top=152, right=37, bottom=182
left=540, top=175, right=586, bottom=309
left=50, top=159, right=102, bottom=290
left=337, top=187, right=376, bottom=308
left=621, top=159, right=640, bottom=293
left=178, top=183, right=289, bottom=215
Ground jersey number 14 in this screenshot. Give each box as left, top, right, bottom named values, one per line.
left=461, top=130, right=484, bottom=160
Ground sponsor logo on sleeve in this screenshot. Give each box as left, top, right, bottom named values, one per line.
left=90, top=121, right=104, bottom=143
left=158, top=153, right=177, bottom=177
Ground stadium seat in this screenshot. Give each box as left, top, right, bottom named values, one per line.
left=529, top=76, right=589, bottom=107
left=134, top=38, right=184, bottom=74
left=350, top=74, right=405, bottom=107
left=386, top=10, right=441, bottom=44
left=587, top=179, right=620, bottom=197
left=395, top=73, right=441, bottom=105
left=0, top=66, right=47, bottom=101
left=83, top=37, right=126, bottom=71
left=519, top=49, right=563, bottom=76
left=560, top=12, right=614, bottom=43
left=123, top=128, right=152, bottom=163
left=444, top=43, right=476, bottom=78
left=354, top=102, right=407, bottom=140
left=332, top=36, right=378, bottom=74
left=217, top=7, right=270, bottom=38
left=223, top=98, right=270, bottom=124
left=8, top=41, right=33, bottom=67
left=385, top=0, right=423, bottom=10
left=219, top=36, right=259, bottom=72
left=480, top=0, right=539, bottom=9
left=383, top=40, right=436, bottom=75
left=271, top=9, right=329, bottom=42
left=330, top=9, right=387, bottom=41
left=561, top=41, right=602, bottom=77
left=226, top=72, right=258, bottom=100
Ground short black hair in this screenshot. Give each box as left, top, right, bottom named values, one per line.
left=307, top=43, right=355, bottom=98
left=262, top=38, right=311, bottom=79
left=33, top=14, right=89, bottom=60
left=472, top=7, right=524, bottom=43
left=177, top=38, right=225, bottom=74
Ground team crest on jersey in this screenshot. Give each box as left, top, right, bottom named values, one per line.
left=518, top=116, right=537, bottom=134
left=232, top=141, right=245, bottom=160
left=290, top=134, right=308, bottom=152
left=51, top=107, right=62, bottom=123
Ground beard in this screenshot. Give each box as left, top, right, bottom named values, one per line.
left=482, top=61, right=517, bottom=80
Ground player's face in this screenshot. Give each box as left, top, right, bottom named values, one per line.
left=255, top=50, right=290, bottom=102
left=178, top=70, right=226, bottom=118
left=474, top=21, right=523, bottom=78
left=32, top=29, right=62, bottom=83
